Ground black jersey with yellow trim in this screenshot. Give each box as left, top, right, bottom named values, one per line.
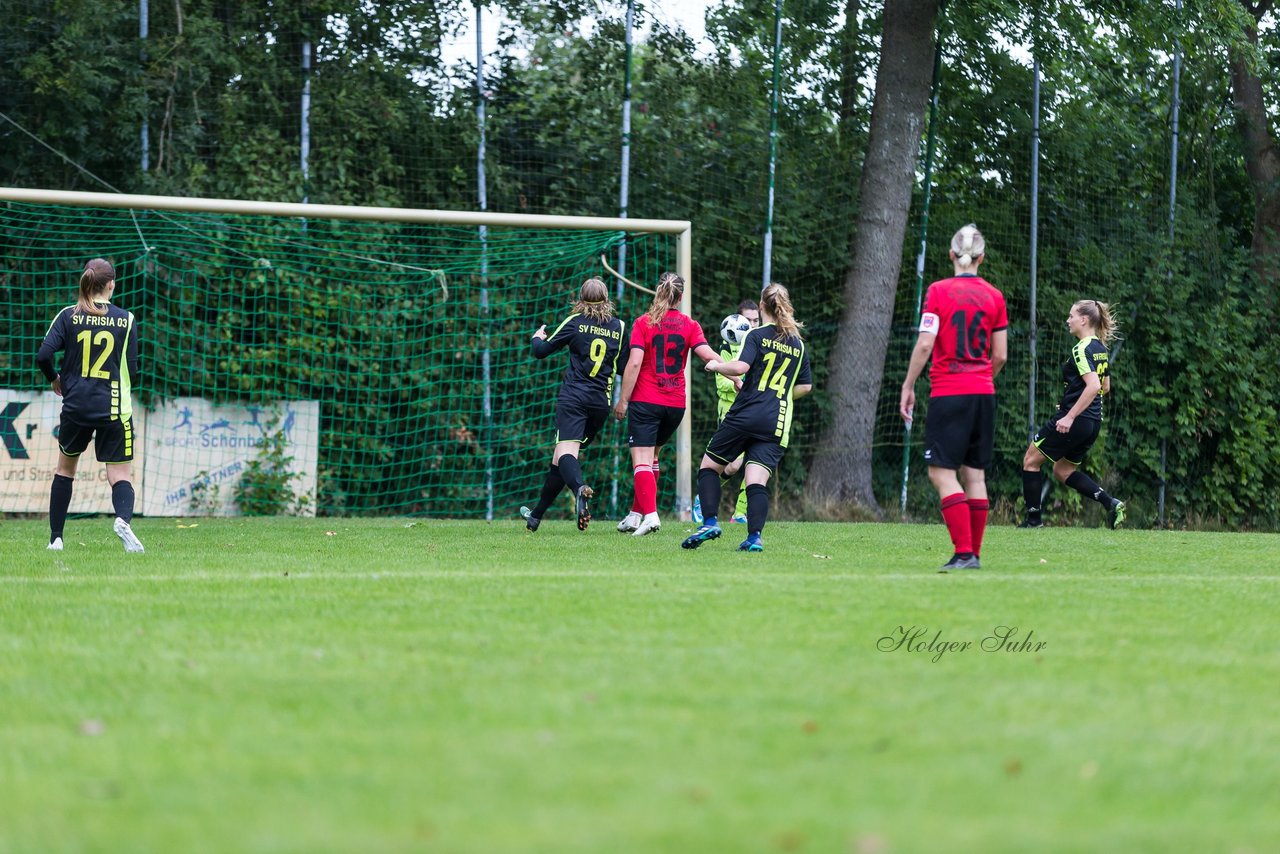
left=720, top=323, right=812, bottom=447
left=531, top=312, right=626, bottom=406
left=1055, top=336, right=1109, bottom=421
left=37, top=302, right=140, bottom=423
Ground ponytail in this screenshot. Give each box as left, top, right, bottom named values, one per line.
left=1075, top=299, right=1120, bottom=344
left=76, top=258, right=114, bottom=317
left=761, top=282, right=803, bottom=341
left=645, top=272, right=684, bottom=327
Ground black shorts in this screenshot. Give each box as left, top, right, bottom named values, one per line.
left=923, top=394, right=995, bottom=470
left=1033, top=416, right=1101, bottom=465
left=705, top=422, right=785, bottom=474
left=627, top=401, right=685, bottom=448
left=554, top=398, right=609, bottom=448
left=59, top=413, right=135, bottom=464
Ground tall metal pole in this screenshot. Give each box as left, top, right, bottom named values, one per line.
left=617, top=0, right=634, bottom=308
left=1160, top=0, right=1182, bottom=527
left=1028, top=16, right=1042, bottom=445
left=476, top=2, right=494, bottom=521
left=610, top=0, right=635, bottom=516
left=301, top=40, right=312, bottom=204
left=140, top=0, right=149, bottom=172
left=899, top=26, right=945, bottom=516
left=761, top=0, right=783, bottom=288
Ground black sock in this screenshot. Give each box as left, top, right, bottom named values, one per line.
left=557, top=455, right=585, bottom=495
left=1065, top=471, right=1113, bottom=506
left=745, top=483, right=769, bottom=536
left=112, top=480, right=135, bottom=523
left=697, top=468, right=722, bottom=524
left=1021, top=470, right=1043, bottom=520
left=531, top=464, right=565, bottom=518
left=50, top=473, right=74, bottom=541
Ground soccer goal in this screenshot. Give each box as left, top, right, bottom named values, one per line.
left=0, top=187, right=693, bottom=520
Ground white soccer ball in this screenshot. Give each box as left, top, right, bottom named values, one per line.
left=720, top=313, right=753, bottom=346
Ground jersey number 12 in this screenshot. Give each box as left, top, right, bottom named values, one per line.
left=76, top=330, right=115, bottom=379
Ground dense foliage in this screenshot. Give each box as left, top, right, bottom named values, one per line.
left=2, top=0, right=1278, bottom=527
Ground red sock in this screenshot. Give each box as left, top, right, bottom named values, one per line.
left=634, top=466, right=657, bottom=515
left=940, top=492, right=973, bottom=555
left=969, top=498, right=989, bottom=556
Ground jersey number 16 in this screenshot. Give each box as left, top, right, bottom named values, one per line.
left=951, top=310, right=989, bottom=359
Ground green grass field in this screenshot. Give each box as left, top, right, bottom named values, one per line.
left=2, top=516, right=1278, bottom=853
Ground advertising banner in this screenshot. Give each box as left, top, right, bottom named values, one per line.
left=141, top=398, right=319, bottom=517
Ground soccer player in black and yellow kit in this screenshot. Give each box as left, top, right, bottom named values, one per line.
left=1020, top=299, right=1125, bottom=529
left=520, top=278, right=625, bottom=532
left=682, top=283, right=813, bottom=552
left=36, top=258, right=144, bottom=552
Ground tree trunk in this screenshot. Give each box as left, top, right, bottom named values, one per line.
left=806, top=0, right=939, bottom=513
left=1230, top=2, right=1280, bottom=280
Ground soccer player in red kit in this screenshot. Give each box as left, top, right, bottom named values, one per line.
left=613, top=272, right=719, bottom=536
left=899, top=224, right=1008, bottom=571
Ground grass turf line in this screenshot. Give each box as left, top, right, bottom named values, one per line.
left=2, top=517, right=1278, bottom=852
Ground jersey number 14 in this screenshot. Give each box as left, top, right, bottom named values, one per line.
left=757, top=351, right=792, bottom=398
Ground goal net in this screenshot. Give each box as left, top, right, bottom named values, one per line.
left=0, top=189, right=691, bottom=520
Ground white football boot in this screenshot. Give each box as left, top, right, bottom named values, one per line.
left=114, top=518, right=145, bottom=553
left=631, top=513, right=661, bottom=536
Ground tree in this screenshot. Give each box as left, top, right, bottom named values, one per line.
left=1227, top=0, right=1280, bottom=280
left=805, top=0, right=939, bottom=514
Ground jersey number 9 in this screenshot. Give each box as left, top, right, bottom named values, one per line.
left=588, top=337, right=607, bottom=377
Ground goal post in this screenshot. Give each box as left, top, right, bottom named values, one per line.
left=0, top=187, right=695, bottom=519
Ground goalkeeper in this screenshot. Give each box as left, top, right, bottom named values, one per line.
left=694, top=298, right=760, bottom=525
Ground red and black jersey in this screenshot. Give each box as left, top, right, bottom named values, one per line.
left=918, top=274, right=1008, bottom=396
left=629, top=310, right=707, bottom=408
